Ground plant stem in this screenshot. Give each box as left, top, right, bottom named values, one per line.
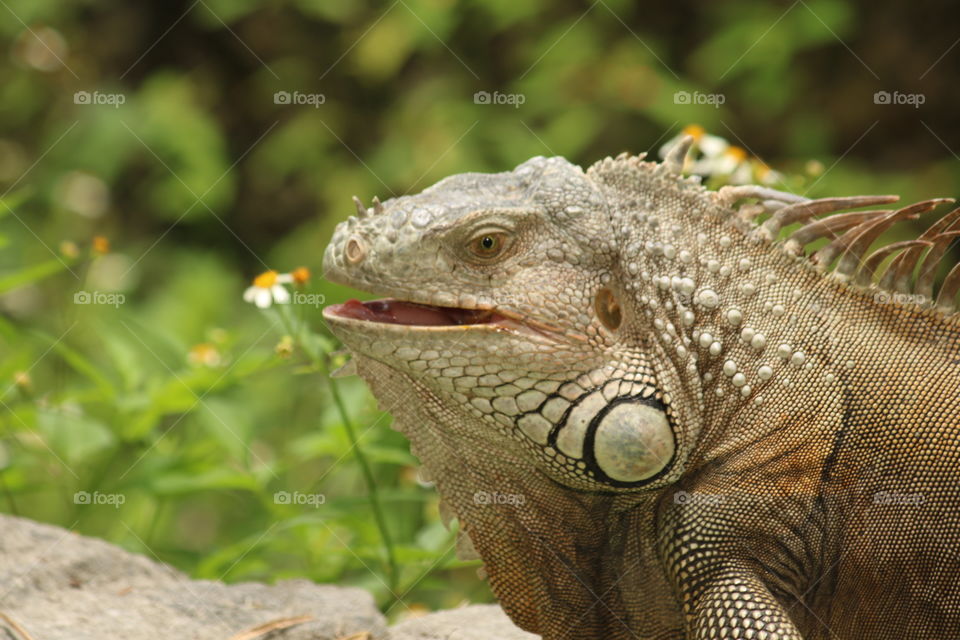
left=275, top=304, right=399, bottom=597
left=0, top=470, right=17, bottom=515
left=326, top=356, right=401, bottom=600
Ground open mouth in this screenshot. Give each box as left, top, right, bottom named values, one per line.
left=325, top=298, right=508, bottom=327
left=324, top=297, right=585, bottom=343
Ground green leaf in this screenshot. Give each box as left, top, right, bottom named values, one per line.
left=135, top=74, right=234, bottom=221
left=101, top=331, right=147, bottom=391
left=36, top=407, right=116, bottom=464
left=0, top=258, right=73, bottom=294
left=0, top=189, right=31, bottom=218
left=38, top=331, right=116, bottom=399
left=194, top=397, right=253, bottom=461
left=149, top=467, right=258, bottom=495
left=392, top=543, right=454, bottom=564
left=360, top=445, right=418, bottom=467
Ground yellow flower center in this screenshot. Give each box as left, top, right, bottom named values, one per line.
left=292, top=266, right=310, bottom=285
left=682, top=124, right=705, bottom=140
left=92, top=235, right=110, bottom=255
left=253, top=270, right=278, bottom=288
left=60, top=241, right=80, bottom=259
left=189, top=343, right=221, bottom=367
left=725, top=146, right=747, bottom=161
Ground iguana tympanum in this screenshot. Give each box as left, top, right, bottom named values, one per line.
left=321, top=137, right=960, bottom=640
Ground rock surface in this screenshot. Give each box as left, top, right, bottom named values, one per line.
left=390, top=605, right=538, bottom=639
left=0, top=514, right=532, bottom=639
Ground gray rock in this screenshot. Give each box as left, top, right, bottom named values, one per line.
left=0, top=514, right=386, bottom=639
left=0, top=515, right=534, bottom=640
left=388, top=605, right=538, bottom=639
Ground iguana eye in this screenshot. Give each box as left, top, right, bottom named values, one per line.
left=466, top=231, right=509, bottom=260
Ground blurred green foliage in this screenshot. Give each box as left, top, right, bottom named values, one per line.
left=0, top=0, right=957, bottom=618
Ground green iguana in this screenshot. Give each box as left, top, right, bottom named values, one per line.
left=321, top=137, right=960, bottom=639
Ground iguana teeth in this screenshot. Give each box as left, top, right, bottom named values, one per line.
left=330, top=359, right=357, bottom=378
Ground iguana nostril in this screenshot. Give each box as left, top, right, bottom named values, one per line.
left=345, top=236, right=367, bottom=265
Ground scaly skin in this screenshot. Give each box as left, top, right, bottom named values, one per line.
left=321, top=143, right=960, bottom=639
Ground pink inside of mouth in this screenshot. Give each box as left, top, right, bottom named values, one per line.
left=327, top=298, right=502, bottom=326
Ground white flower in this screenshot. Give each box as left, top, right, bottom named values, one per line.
left=697, top=132, right=729, bottom=158
left=755, top=163, right=784, bottom=186
left=662, top=125, right=788, bottom=187
left=243, top=270, right=293, bottom=308
left=661, top=125, right=786, bottom=187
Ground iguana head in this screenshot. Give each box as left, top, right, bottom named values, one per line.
left=323, top=156, right=696, bottom=494
left=321, top=151, right=713, bottom=633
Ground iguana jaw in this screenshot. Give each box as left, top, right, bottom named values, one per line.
left=327, top=298, right=502, bottom=326
left=323, top=292, right=583, bottom=342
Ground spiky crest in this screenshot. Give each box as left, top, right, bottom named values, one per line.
left=596, top=136, right=960, bottom=321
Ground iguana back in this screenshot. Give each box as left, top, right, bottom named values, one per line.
left=322, top=138, right=960, bottom=639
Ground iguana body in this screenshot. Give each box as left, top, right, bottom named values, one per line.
left=321, top=139, right=960, bottom=639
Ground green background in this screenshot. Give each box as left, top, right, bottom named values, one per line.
left=0, top=0, right=957, bottom=618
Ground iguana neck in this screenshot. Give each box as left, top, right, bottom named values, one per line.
left=606, top=177, right=956, bottom=475
left=598, top=174, right=855, bottom=471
